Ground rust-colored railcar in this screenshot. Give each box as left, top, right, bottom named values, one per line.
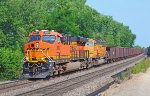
left=106, top=46, right=143, bottom=62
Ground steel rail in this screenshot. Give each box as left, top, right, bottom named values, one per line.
left=0, top=79, right=43, bottom=94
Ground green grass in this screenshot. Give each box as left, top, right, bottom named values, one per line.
left=119, top=72, right=126, bottom=80
left=129, top=58, right=150, bottom=74
left=119, top=58, right=150, bottom=80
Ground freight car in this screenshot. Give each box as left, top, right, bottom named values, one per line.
left=22, top=30, right=144, bottom=78
left=106, top=47, right=143, bottom=63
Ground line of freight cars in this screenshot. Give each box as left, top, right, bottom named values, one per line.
left=106, top=46, right=143, bottom=63
left=22, top=30, right=144, bottom=78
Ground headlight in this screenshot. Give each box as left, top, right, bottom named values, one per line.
left=26, top=57, right=29, bottom=60
left=41, top=58, right=44, bottom=60
left=42, top=67, right=46, bottom=69
left=49, top=64, right=51, bottom=67
left=36, top=42, right=39, bottom=47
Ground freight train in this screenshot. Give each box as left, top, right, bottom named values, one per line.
left=22, top=30, right=144, bottom=78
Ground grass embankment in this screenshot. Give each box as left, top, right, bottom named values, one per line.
left=119, top=58, right=150, bottom=80
left=129, top=58, right=150, bottom=74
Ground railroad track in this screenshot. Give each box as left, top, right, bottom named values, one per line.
left=18, top=55, right=144, bottom=96
left=0, top=79, right=43, bottom=94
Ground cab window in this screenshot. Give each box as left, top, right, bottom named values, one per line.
left=85, top=42, right=94, bottom=46
left=29, top=35, right=40, bottom=42
left=42, top=35, right=56, bottom=44
left=57, top=37, right=61, bottom=43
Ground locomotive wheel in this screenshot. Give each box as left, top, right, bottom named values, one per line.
left=58, top=70, right=61, bottom=75
left=53, top=68, right=58, bottom=75
left=86, top=62, right=92, bottom=69
left=58, top=65, right=63, bottom=75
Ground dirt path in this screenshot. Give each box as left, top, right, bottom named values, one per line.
left=101, top=68, right=150, bottom=96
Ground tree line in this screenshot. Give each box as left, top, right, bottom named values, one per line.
left=0, top=0, right=137, bottom=80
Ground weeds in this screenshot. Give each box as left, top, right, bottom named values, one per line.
left=129, top=58, right=150, bottom=74
left=119, top=58, right=150, bottom=80
left=119, top=72, right=126, bottom=80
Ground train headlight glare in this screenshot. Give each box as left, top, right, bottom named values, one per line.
left=42, top=67, right=46, bottom=69
left=36, top=42, right=39, bottom=47
left=26, top=57, right=29, bottom=60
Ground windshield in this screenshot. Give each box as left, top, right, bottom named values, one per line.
left=85, top=42, right=94, bottom=46
left=29, top=35, right=40, bottom=42
left=42, top=35, right=56, bottom=44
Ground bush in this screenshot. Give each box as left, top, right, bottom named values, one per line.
left=119, top=72, right=126, bottom=80
left=0, top=48, right=23, bottom=80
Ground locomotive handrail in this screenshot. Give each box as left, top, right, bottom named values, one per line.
left=21, top=57, right=26, bottom=63
left=40, top=50, right=54, bottom=62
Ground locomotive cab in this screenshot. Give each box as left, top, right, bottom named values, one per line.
left=84, top=39, right=96, bottom=58
left=23, top=30, right=63, bottom=78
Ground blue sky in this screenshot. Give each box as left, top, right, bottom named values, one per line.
left=86, top=0, right=150, bottom=47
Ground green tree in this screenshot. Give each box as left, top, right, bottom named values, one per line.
left=134, top=45, right=142, bottom=49
left=0, top=48, right=23, bottom=80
